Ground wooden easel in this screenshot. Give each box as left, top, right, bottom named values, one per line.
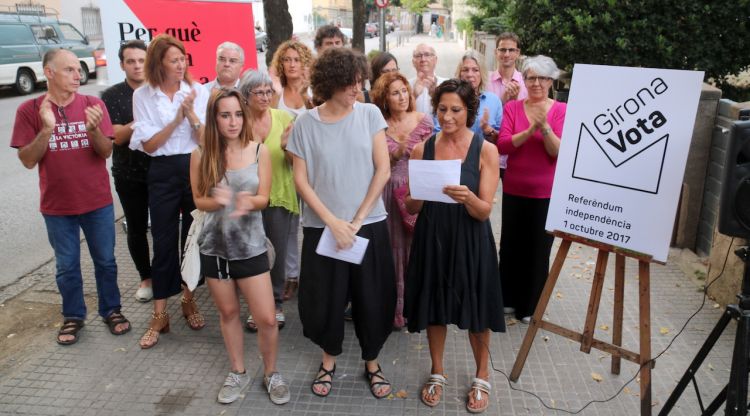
left=510, top=231, right=663, bottom=416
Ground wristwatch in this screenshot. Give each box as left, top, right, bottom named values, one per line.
left=541, top=127, right=552, bottom=136
left=191, top=122, right=201, bottom=131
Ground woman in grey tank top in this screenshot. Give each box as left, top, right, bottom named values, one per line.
left=189, top=89, right=290, bottom=405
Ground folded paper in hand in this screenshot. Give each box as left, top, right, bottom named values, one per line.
left=315, top=226, right=369, bottom=265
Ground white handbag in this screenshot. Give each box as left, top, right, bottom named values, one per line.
left=181, top=209, right=205, bottom=291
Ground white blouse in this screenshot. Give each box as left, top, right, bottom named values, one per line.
left=131, top=81, right=208, bottom=156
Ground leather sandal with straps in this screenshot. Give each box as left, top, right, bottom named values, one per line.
left=181, top=295, right=205, bottom=330
left=466, top=377, right=491, bottom=414
left=140, top=311, right=169, bottom=349
left=56, top=319, right=84, bottom=346
left=364, top=363, right=392, bottom=399
left=420, top=373, right=447, bottom=407
left=311, top=362, right=336, bottom=397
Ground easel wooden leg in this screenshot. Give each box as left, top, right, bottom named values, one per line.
left=580, top=249, right=609, bottom=353
left=510, top=239, right=572, bottom=381
left=611, top=254, right=625, bottom=374
left=639, top=261, right=652, bottom=416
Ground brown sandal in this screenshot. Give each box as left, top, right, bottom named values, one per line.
left=139, top=311, right=169, bottom=349
left=103, top=310, right=131, bottom=335
left=283, top=279, right=298, bottom=300
left=181, top=296, right=205, bottom=330
left=57, top=319, right=84, bottom=346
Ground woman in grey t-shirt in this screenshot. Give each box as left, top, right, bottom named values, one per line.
left=287, top=48, right=397, bottom=399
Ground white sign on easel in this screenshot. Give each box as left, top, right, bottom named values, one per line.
left=545, top=64, right=704, bottom=263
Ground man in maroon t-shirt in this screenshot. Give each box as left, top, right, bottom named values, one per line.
left=10, top=49, right=130, bottom=346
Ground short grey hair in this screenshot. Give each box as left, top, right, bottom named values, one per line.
left=239, top=69, right=273, bottom=98
left=454, top=49, right=488, bottom=92
left=521, top=55, right=560, bottom=80
left=216, top=41, right=245, bottom=63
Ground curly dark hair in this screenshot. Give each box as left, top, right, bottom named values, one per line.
left=311, top=48, right=369, bottom=102
left=431, top=78, right=479, bottom=128
left=369, top=51, right=397, bottom=85
left=314, top=25, right=346, bottom=49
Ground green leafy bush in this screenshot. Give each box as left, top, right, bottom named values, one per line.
left=505, top=0, right=749, bottom=85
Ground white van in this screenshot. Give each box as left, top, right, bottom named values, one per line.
left=0, top=8, right=96, bottom=94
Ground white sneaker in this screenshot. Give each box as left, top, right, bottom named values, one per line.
left=217, top=371, right=250, bottom=404
left=521, top=316, right=532, bottom=324
left=503, top=307, right=515, bottom=314
left=264, top=372, right=290, bottom=405
left=135, top=286, right=153, bottom=302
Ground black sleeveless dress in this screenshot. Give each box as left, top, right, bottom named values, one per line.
left=404, top=133, right=505, bottom=333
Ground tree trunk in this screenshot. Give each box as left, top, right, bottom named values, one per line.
left=263, top=0, right=293, bottom=66
left=351, top=0, right=366, bottom=52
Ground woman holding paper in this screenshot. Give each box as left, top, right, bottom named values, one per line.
left=404, top=79, right=504, bottom=413
left=371, top=71, right=432, bottom=329
left=496, top=55, right=565, bottom=324
left=286, top=47, right=396, bottom=399
left=189, top=88, right=290, bottom=405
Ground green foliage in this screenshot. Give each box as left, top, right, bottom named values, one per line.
left=506, top=0, right=750, bottom=83
left=456, top=17, right=474, bottom=35
left=402, top=0, right=429, bottom=14
left=467, top=0, right=512, bottom=20
left=480, top=16, right=504, bottom=34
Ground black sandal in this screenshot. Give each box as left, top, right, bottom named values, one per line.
left=311, top=362, right=336, bottom=397
left=103, top=311, right=131, bottom=335
left=56, top=319, right=84, bottom=346
left=364, top=364, right=392, bottom=399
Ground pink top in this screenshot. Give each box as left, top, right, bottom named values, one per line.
left=497, top=99, right=566, bottom=198
left=487, top=69, right=528, bottom=103
left=386, top=113, right=433, bottom=181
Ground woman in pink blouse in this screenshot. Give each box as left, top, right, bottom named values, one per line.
left=371, top=71, right=433, bottom=329
left=496, top=55, right=566, bottom=324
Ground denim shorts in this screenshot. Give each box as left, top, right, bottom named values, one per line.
left=200, top=253, right=269, bottom=280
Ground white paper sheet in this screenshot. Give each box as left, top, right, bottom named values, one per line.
left=408, top=159, right=462, bottom=203
left=315, top=226, right=369, bottom=265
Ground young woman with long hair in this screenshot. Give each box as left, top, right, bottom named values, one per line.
left=189, top=88, right=290, bottom=405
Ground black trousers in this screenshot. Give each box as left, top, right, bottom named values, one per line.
left=148, top=155, right=195, bottom=300
left=499, top=194, right=554, bottom=320
left=298, top=220, right=396, bottom=360
left=114, top=176, right=151, bottom=281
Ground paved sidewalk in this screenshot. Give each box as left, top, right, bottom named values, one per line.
left=0, top=36, right=738, bottom=416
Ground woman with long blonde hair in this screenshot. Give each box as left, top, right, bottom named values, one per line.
left=189, top=88, right=290, bottom=405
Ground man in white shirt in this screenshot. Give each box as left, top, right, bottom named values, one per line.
left=409, top=44, right=446, bottom=115
left=487, top=32, right=528, bottom=104
left=205, top=42, right=244, bottom=91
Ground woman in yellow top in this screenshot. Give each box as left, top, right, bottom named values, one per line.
left=240, top=70, right=296, bottom=331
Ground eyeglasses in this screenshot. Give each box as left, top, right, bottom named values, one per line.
left=496, top=48, right=519, bottom=54
left=218, top=56, right=242, bottom=65
left=524, top=76, right=553, bottom=84
left=413, top=52, right=434, bottom=59
left=250, top=89, right=274, bottom=97
left=57, top=105, right=69, bottom=131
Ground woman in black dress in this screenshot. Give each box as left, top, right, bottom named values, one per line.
left=404, top=79, right=504, bottom=414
